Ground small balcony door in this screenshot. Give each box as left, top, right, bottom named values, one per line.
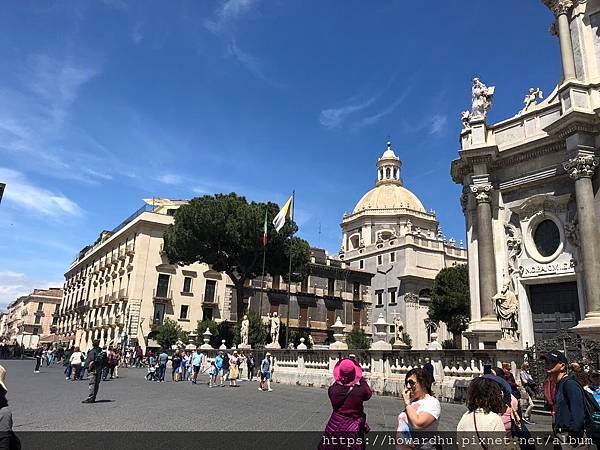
left=204, top=280, right=216, bottom=303
left=156, top=274, right=170, bottom=298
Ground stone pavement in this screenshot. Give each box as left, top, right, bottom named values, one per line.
left=4, top=360, right=552, bottom=432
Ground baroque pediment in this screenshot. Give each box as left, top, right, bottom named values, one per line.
left=509, top=193, right=571, bottom=221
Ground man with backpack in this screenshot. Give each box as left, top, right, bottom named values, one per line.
left=543, top=350, right=585, bottom=448
left=82, top=340, right=106, bottom=404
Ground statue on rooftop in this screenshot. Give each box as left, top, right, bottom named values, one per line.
left=471, top=77, right=495, bottom=119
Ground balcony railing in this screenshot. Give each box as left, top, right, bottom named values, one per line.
left=118, top=248, right=126, bottom=260
left=201, top=294, right=219, bottom=305
left=126, top=245, right=135, bottom=256
left=153, top=289, right=172, bottom=302
left=118, top=288, right=128, bottom=300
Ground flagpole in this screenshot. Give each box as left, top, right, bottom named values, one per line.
left=259, top=210, right=267, bottom=321
left=285, top=191, right=295, bottom=348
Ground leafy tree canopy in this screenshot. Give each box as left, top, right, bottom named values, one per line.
left=156, top=318, right=183, bottom=350
left=428, top=264, right=470, bottom=340
left=164, top=193, right=311, bottom=319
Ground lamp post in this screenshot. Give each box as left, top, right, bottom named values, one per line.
left=377, top=265, right=393, bottom=343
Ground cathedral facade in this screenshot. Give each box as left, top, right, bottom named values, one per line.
left=451, top=0, right=600, bottom=349
left=339, top=142, right=467, bottom=349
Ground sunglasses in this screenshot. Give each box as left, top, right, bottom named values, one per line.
left=405, top=379, right=416, bottom=388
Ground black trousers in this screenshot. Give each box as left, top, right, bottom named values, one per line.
left=87, top=369, right=102, bottom=401
left=34, top=357, right=41, bottom=372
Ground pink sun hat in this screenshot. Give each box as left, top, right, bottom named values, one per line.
left=333, top=358, right=362, bottom=386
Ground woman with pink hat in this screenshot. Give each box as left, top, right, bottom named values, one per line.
left=319, top=357, right=372, bottom=450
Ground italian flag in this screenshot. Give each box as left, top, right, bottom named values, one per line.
left=261, top=210, right=268, bottom=247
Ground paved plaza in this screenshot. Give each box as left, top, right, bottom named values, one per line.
left=4, top=360, right=552, bottom=432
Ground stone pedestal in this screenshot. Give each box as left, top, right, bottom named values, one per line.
left=296, top=338, right=307, bottom=350
left=329, top=341, right=348, bottom=350
left=219, top=340, right=227, bottom=350
left=464, top=319, right=502, bottom=349
left=266, top=342, right=281, bottom=349
left=573, top=318, right=600, bottom=341
left=496, top=338, right=521, bottom=350
left=237, top=344, right=251, bottom=350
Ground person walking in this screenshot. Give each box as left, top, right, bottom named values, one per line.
left=397, top=367, right=441, bottom=446
left=259, top=352, right=273, bottom=392
left=221, top=351, right=230, bottom=387
left=247, top=353, right=255, bottom=381
left=146, top=353, right=157, bottom=381
left=157, top=349, right=168, bottom=382
left=319, top=358, right=372, bottom=450
left=215, top=352, right=224, bottom=386
left=33, top=346, right=43, bottom=373
left=69, top=347, right=83, bottom=381
left=171, top=351, right=181, bottom=382
left=82, top=340, right=106, bottom=404
left=542, top=350, right=585, bottom=448
left=63, top=346, right=74, bottom=380
left=191, top=349, right=204, bottom=385
left=519, top=362, right=536, bottom=425
left=456, top=377, right=506, bottom=449
left=229, top=351, right=240, bottom=387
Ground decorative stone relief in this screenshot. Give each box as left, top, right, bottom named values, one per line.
left=565, top=220, right=580, bottom=247
left=543, top=0, right=574, bottom=16
left=493, top=276, right=519, bottom=341
left=404, top=292, right=419, bottom=303
left=563, top=155, right=599, bottom=179
left=471, top=77, right=495, bottom=119
left=470, top=184, right=493, bottom=204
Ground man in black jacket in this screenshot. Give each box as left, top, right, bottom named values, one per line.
left=542, top=350, right=585, bottom=448
left=82, top=340, right=105, bottom=404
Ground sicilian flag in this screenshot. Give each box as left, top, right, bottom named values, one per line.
left=261, top=210, right=268, bottom=247
left=273, top=193, right=293, bottom=232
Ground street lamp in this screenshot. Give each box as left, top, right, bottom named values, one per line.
left=376, top=265, right=393, bottom=343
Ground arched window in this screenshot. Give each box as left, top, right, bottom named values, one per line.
left=393, top=168, right=398, bottom=179
left=386, top=167, right=391, bottom=178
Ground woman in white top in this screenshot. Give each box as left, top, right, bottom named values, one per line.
left=456, top=377, right=506, bottom=449
left=69, top=347, right=83, bottom=381
left=397, top=367, right=441, bottom=449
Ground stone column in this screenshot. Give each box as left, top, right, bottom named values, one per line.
left=545, top=0, right=576, bottom=80
left=563, top=155, right=600, bottom=317
left=470, top=184, right=497, bottom=319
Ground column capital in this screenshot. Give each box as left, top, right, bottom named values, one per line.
left=470, top=183, right=493, bottom=204
left=542, top=0, right=574, bottom=16
left=563, top=155, right=599, bottom=179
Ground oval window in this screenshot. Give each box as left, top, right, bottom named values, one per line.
left=533, top=219, right=561, bottom=257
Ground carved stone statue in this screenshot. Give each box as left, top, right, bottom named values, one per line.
left=241, top=315, right=250, bottom=346
left=565, top=220, right=580, bottom=247
left=520, top=87, right=543, bottom=113
left=493, top=278, right=519, bottom=341
left=471, top=77, right=495, bottom=119
left=270, top=312, right=280, bottom=344
left=461, top=110, right=471, bottom=130
left=504, top=223, right=522, bottom=292
left=394, top=316, right=404, bottom=342
left=308, top=334, right=314, bottom=347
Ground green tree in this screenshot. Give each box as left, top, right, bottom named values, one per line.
left=427, top=264, right=470, bottom=349
left=163, top=193, right=311, bottom=319
left=401, top=331, right=412, bottom=349
left=156, top=318, right=182, bottom=350
left=346, top=329, right=370, bottom=350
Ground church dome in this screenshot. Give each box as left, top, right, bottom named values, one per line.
left=352, top=141, right=426, bottom=213
left=353, top=183, right=426, bottom=213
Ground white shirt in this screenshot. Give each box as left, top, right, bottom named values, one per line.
left=70, top=352, right=83, bottom=365
left=398, top=394, right=441, bottom=433
left=456, top=410, right=506, bottom=450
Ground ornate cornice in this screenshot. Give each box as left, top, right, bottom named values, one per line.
left=470, top=184, right=493, bottom=204
left=563, top=155, right=600, bottom=179
left=491, top=141, right=565, bottom=170
left=542, top=0, right=574, bottom=16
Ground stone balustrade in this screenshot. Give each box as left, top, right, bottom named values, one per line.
left=199, top=348, right=525, bottom=400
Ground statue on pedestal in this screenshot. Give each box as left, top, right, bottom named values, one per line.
left=270, top=312, right=280, bottom=345
left=241, top=315, right=250, bottom=346
left=520, top=87, right=543, bottom=114
left=471, top=77, right=495, bottom=119
left=394, top=316, right=404, bottom=343
left=493, top=278, right=519, bottom=341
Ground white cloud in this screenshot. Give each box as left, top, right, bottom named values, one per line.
left=429, top=114, right=448, bottom=135
left=319, top=95, right=378, bottom=129
left=0, top=167, right=82, bottom=217
left=355, top=87, right=412, bottom=128
left=157, top=173, right=183, bottom=185
left=204, top=0, right=259, bottom=35
left=0, top=271, right=62, bottom=310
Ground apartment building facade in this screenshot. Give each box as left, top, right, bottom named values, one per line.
left=57, top=199, right=233, bottom=352
left=4, top=288, right=62, bottom=348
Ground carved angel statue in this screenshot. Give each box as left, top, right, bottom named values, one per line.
left=461, top=110, right=471, bottom=130
left=493, top=278, right=519, bottom=341
left=520, top=87, right=543, bottom=114
left=471, top=77, right=495, bottom=119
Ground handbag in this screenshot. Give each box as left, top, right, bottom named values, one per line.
left=473, top=413, right=488, bottom=450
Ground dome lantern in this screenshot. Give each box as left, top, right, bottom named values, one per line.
left=376, top=141, right=402, bottom=187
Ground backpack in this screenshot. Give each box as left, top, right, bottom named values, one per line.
left=569, top=376, right=600, bottom=439
left=94, top=349, right=108, bottom=369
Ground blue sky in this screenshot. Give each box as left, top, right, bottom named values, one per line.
left=0, top=0, right=561, bottom=307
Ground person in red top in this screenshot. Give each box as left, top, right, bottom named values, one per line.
left=319, top=358, right=372, bottom=450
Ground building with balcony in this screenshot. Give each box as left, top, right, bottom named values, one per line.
left=246, top=248, right=373, bottom=344
left=4, top=288, right=62, bottom=349
left=57, top=198, right=233, bottom=352
left=339, top=142, right=468, bottom=349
